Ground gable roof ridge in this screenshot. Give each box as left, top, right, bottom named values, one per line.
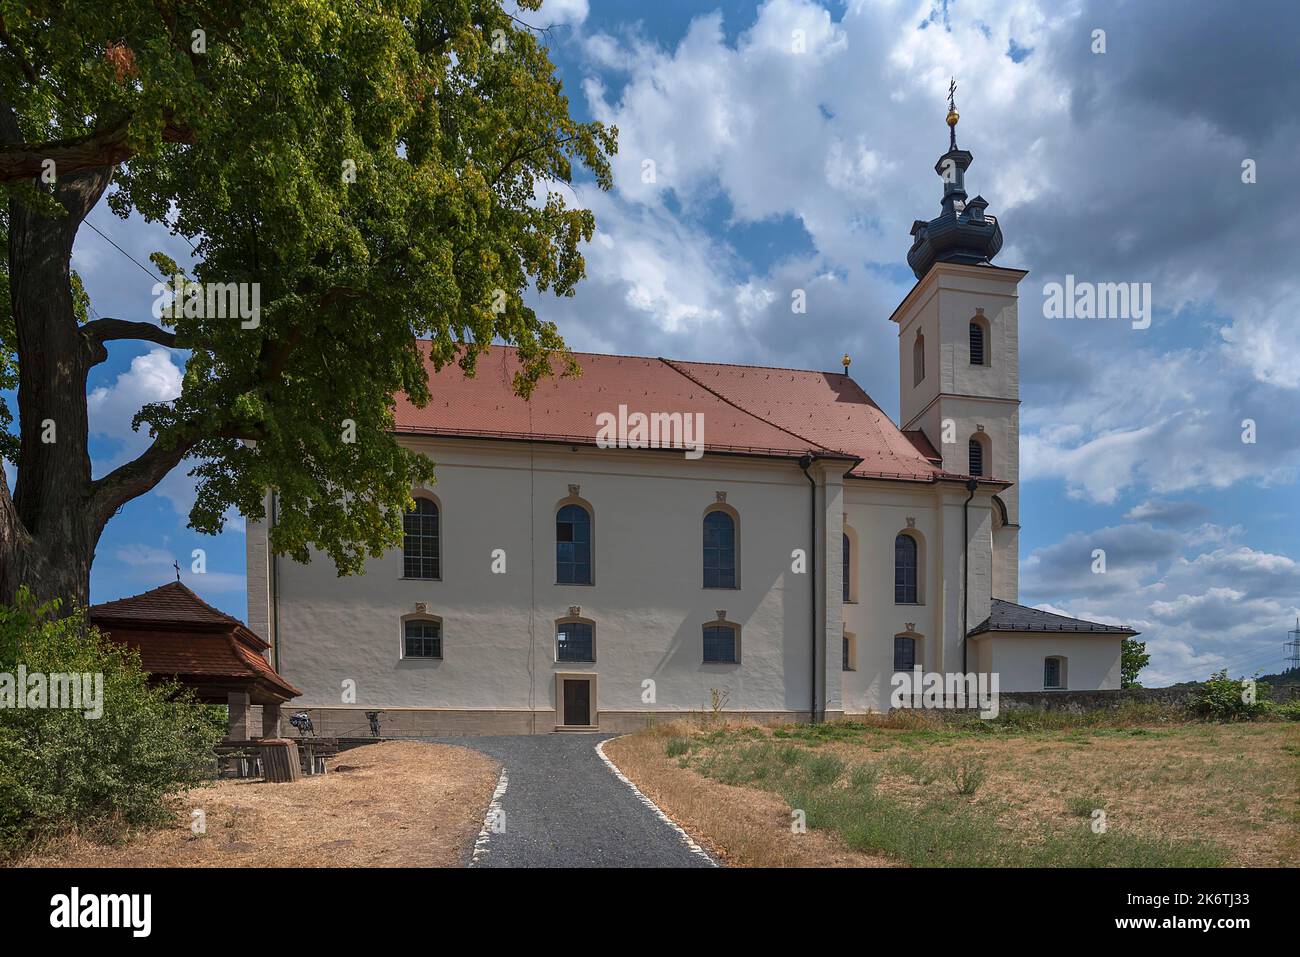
left=662, top=355, right=850, bottom=377
left=442, top=340, right=848, bottom=378
left=657, top=357, right=860, bottom=461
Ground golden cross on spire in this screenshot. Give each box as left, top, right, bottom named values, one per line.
left=945, top=77, right=960, bottom=148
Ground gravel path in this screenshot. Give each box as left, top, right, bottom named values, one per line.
left=433, top=733, right=717, bottom=868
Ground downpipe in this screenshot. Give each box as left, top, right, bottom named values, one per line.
left=961, top=478, right=978, bottom=675
left=799, top=454, right=818, bottom=725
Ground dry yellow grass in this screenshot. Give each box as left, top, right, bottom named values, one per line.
left=603, top=721, right=894, bottom=867
left=812, top=724, right=1299, bottom=866
left=609, top=719, right=1300, bottom=867
left=17, top=741, right=499, bottom=868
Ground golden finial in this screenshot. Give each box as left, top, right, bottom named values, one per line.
left=946, top=76, right=959, bottom=128
left=841, top=353, right=852, bottom=371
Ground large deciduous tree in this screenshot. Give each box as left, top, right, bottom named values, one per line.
left=0, top=1, right=616, bottom=606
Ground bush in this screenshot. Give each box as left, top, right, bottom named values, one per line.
left=0, top=590, right=224, bottom=854
left=1273, top=699, right=1300, bottom=721
left=1192, top=670, right=1271, bottom=722
left=664, top=737, right=690, bottom=758
left=944, top=755, right=988, bottom=796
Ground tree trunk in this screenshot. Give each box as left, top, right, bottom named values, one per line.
left=0, top=167, right=112, bottom=610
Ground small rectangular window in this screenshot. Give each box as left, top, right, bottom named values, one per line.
left=703, top=625, right=738, bottom=664
left=404, top=619, right=442, bottom=659
left=557, top=622, right=594, bottom=662
left=1044, top=657, right=1063, bottom=689
left=893, top=635, right=916, bottom=672
left=842, top=633, right=855, bottom=671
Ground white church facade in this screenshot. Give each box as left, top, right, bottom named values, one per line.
left=246, top=114, right=1136, bottom=736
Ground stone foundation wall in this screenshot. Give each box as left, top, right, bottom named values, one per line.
left=268, top=707, right=819, bottom=738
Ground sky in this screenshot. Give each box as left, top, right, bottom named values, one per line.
left=7, top=0, right=1298, bottom=686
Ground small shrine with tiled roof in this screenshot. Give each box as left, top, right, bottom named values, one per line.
left=90, top=581, right=300, bottom=741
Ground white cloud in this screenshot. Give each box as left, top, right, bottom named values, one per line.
left=1025, top=534, right=1300, bottom=686
left=88, top=347, right=183, bottom=449
left=512, top=0, right=587, bottom=30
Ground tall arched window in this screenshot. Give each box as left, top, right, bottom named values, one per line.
left=842, top=533, right=851, bottom=602
left=969, top=320, right=986, bottom=365
left=703, top=509, right=737, bottom=588
left=913, top=333, right=925, bottom=385
left=895, top=533, right=918, bottom=604
left=403, top=497, right=440, bottom=579
left=556, top=503, right=592, bottom=584
left=969, top=436, right=985, bottom=477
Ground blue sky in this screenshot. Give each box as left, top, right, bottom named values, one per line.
left=8, top=0, right=1298, bottom=685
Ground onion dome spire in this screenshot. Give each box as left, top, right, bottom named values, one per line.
left=906, top=79, right=1003, bottom=280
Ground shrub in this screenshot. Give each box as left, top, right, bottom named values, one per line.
left=944, top=755, right=988, bottom=796
left=1192, top=670, right=1271, bottom=722
left=1273, top=699, right=1300, bottom=721
left=0, top=590, right=223, bottom=855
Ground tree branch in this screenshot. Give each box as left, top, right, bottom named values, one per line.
left=82, top=317, right=181, bottom=365
left=88, top=431, right=196, bottom=535
left=490, top=133, right=577, bottom=187
left=0, top=115, right=192, bottom=183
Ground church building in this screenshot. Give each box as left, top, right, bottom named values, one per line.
left=246, top=108, right=1137, bottom=735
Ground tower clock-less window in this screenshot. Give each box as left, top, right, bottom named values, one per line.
left=968, top=437, right=985, bottom=477
left=969, top=320, right=986, bottom=365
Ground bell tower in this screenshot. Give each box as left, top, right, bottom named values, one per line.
left=891, top=84, right=1025, bottom=601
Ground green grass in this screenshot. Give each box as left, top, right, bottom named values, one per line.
left=1066, top=795, right=1105, bottom=817
left=683, top=739, right=1228, bottom=868
left=664, top=737, right=690, bottom=758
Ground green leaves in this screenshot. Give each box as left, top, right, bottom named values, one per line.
left=1, top=0, right=615, bottom=576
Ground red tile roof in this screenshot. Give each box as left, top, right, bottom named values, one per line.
left=395, top=344, right=947, bottom=482
left=89, top=583, right=300, bottom=701
left=91, top=580, right=254, bottom=631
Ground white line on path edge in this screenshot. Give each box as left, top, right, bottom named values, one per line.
left=469, top=766, right=509, bottom=867
left=595, top=738, right=718, bottom=867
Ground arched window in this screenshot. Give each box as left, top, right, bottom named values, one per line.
left=895, top=533, right=918, bottom=604
left=403, top=617, right=442, bottom=659
left=969, top=320, right=986, bottom=365
left=556, top=503, right=592, bottom=584
left=403, top=497, right=440, bottom=579
left=968, top=436, right=985, bottom=477
left=913, top=333, right=925, bottom=385
left=842, top=533, right=851, bottom=602
left=556, top=619, right=595, bottom=663
left=703, top=509, right=737, bottom=588
left=703, top=622, right=740, bottom=664
left=1044, top=656, right=1067, bottom=690
left=893, top=635, right=916, bottom=672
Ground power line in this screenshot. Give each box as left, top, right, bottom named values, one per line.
left=82, top=218, right=164, bottom=283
